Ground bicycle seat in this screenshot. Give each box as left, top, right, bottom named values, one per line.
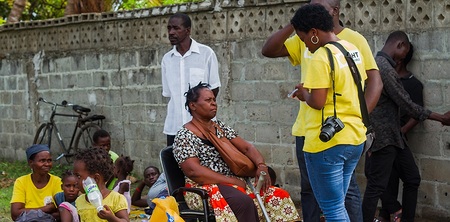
left=80, top=115, right=106, bottom=123
left=72, top=105, right=91, bottom=113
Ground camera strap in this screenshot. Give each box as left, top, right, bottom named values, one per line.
left=326, top=41, right=371, bottom=128
left=322, top=47, right=338, bottom=125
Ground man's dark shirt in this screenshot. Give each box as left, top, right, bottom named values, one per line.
left=399, top=73, right=424, bottom=126
left=369, top=52, right=431, bottom=152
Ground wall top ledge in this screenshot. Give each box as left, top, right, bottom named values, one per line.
left=0, top=0, right=305, bottom=32
left=0, top=1, right=215, bottom=32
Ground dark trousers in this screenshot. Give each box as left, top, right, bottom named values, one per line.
left=217, top=184, right=259, bottom=222
left=362, top=145, right=420, bottom=222
left=295, top=136, right=363, bottom=222
left=378, top=160, right=402, bottom=220
left=167, top=135, right=175, bottom=146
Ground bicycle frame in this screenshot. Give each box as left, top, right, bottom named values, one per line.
left=37, top=98, right=88, bottom=160
left=48, top=109, right=83, bottom=160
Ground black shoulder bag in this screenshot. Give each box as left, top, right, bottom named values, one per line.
left=325, top=41, right=375, bottom=153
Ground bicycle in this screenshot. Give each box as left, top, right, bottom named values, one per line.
left=33, top=97, right=106, bottom=163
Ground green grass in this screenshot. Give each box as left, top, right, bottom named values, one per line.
left=0, top=160, right=71, bottom=221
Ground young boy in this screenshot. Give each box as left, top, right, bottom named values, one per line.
left=92, top=129, right=119, bottom=190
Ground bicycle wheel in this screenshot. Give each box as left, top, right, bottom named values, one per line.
left=73, top=123, right=102, bottom=153
left=33, top=123, right=52, bottom=146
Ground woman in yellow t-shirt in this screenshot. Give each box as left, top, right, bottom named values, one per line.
left=10, top=144, right=62, bottom=221
left=290, top=4, right=366, bottom=222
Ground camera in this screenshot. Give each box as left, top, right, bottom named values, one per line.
left=319, top=116, right=345, bottom=142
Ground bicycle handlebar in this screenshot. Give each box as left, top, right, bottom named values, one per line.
left=37, top=97, right=91, bottom=114
left=37, top=97, right=67, bottom=106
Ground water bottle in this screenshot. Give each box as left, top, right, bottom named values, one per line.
left=82, top=176, right=104, bottom=212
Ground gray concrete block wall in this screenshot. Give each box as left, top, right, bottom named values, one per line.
left=1, top=0, right=450, bottom=219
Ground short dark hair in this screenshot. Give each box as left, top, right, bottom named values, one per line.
left=385, top=30, right=409, bottom=45
left=144, top=166, right=160, bottom=175
left=61, top=170, right=76, bottom=183
left=291, top=4, right=334, bottom=33
left=75, top=148, right=113, bottom=182
left=184, top=82, right=211, bottom=113
left=170, top=13, right=191, bottom=28
left=93, top=129, right=110, bottom=143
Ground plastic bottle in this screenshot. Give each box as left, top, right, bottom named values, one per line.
left=82, top=176, right=104, bottom=212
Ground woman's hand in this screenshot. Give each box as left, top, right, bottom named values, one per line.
left=294, top=83, right=307, bottom=101
left=41, top=202, right=56, bottom=213
left=181, top=157, right=250, bottom=188
left=255, top=165, right=271, bottom=193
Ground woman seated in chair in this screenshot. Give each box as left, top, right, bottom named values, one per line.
left=173, top=82, right=300, bottom=222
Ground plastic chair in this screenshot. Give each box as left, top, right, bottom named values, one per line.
left=159, top=146, right=215, bottom=222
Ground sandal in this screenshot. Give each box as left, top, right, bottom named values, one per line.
left=393, top=209, right=402, bottom=222
left=373, top=217, right=389, bottom=222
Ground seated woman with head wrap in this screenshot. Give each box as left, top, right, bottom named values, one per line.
left=10, top=144, right=63, bottom=221
left=173, top=82, right=300, bottom=222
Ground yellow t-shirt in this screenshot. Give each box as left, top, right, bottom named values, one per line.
left=285, top=28, right=378, bottom=137
left=76, top=190, right=128, bottom=222
left=10, top=174, right=62, bottom=208
left=302, top=40, right=367, bottom=153
left=107, top=150, right=119, bottom=190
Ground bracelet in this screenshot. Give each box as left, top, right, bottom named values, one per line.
left=257, top=163, right=267, bottom=168
left=135, top=187, right=141, bottom=193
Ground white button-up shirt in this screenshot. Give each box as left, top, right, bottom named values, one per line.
left=161, top=38, right=221, bottom=135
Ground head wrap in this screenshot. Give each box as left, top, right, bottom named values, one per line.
left=26, top=144, right=50, bottom=160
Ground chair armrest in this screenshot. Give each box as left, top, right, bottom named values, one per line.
left=172, top=187, right=209, bottom=200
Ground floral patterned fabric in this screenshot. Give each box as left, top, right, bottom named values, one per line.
left=173, top=120, right=300, bottom=222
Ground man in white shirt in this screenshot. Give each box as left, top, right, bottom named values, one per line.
left=161, top=13, right=221, bottom=146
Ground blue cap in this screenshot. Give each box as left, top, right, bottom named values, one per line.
left=26, top=144, right=50, bottom=160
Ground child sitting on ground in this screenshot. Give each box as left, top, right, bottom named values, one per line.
left=131, top=166, right=168, bottom=208
left=55, top=170, right=80, bottom=222
left=73, top=148, right=129, bottom=222
left=112, top=155, right=134, bottom=214
left=92, top=129, right=119, bottom=190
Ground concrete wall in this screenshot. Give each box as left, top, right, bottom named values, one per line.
left=1, top=0, right=450, bottom=220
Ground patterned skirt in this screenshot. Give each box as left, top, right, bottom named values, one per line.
left=184, top=178, right=300, bottom=222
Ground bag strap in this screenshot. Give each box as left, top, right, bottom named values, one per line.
left=326, top=41, right=371, bottom=128
left=189, top=119, right=228, bottom=148
left=323, top=47, right=338, bottom=122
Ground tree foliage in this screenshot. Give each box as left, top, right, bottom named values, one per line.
left=1, top=0, right=66, bottom=24
left=0, top=0, right=204, bottom=25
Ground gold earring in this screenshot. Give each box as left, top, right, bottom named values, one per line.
left=311, top=35, right=319, bottom=45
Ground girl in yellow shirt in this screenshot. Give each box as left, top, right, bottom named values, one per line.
left=73, top=148, right=129, bottom=222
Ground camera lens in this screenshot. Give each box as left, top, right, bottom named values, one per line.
left=319, top=125, right=334, bottom=142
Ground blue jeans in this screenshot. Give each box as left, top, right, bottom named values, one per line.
left=296, top=137, right=363, bottom=222
left=303, top=142, right=364, bottom=222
